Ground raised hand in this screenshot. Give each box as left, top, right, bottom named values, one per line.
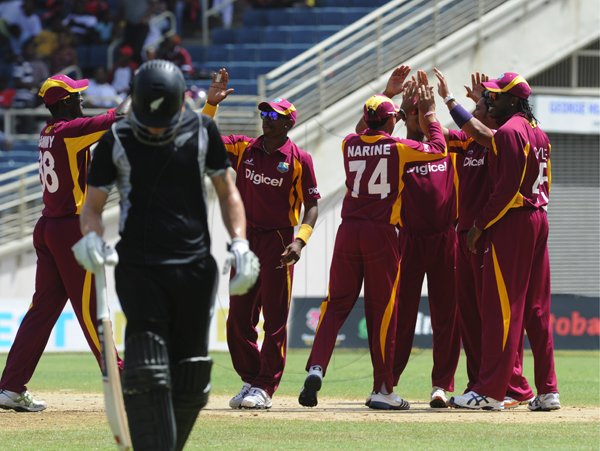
left=206, top=67, right=234, bottom=106
left=433, top=67, right=450, bottom=99
left=383, top=65, right=411, bottom=98
left=400, top=79, right=418, bottom=116
left=464, top=72, right=489, bottom=102
left=417, top=70, right=436, bottom=116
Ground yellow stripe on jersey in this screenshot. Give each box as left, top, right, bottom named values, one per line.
left=484, top=142, right=530, bottom=229
left=491, top=244, right=511, bottom=351
left=287, top=157, right=303, bottom=226
left=65, top=130, right=107, bottom=215
left=360, top=134, right=389, bottom=144
left=451, top=153, right=459, bottom=220
left=547, top=143, right=552, bottom=194
left=314, top=295, right=329, bottom=334
left=380, top=259, right=401, bottom=363
left=83, top=271, right=101, bottom=352
left=281, top=264, right=292, bottom=359
left=223, top=141, right=252, bottom=171
left=448, top=138, right=473, bottom=150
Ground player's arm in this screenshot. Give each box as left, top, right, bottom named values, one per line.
left=280, top=197, right=318, bottom=266
left=433, top=68, right=493, bottom=148
left=467, top=128, right=526, bottom=253
left=201, top=68, right=234, bottom=118
left=80, top=186, right=109, bottom=237
left=210, top=169, right=246, bottom=240
left=356, top=65, right=411, bottom=133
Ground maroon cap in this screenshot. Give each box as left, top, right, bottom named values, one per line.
left=482, top=72, right=531, bottom=99
left=363, top=94, right=400, bottom=123
left=38, top=74, right=88, bottom=105
left=258, top=98, right=297, bottom=125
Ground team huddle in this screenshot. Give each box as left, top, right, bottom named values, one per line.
left=0, top=60, right=558, bottom=450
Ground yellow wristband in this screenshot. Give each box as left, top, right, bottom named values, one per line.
left=202, top=102, right=218, bottom=118
left=296, top=224, right=313, bottom=245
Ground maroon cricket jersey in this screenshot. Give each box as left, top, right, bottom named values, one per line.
left=223, top=134, right=320, bottom=229
left=447, top=129, right=491, bottom=232
left=474, top=113, right=551, bottom=230
left=38, top=111, right=116, bottom=217
left=340, top=122, right=447, bottom=225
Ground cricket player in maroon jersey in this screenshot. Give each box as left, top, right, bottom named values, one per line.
left=433, top=68, right=534, bottom=409
left=370, top=70, right=460, bottom=408
left=202, top=69, right=320, bottom=409
left=299, top=81, right=448, bottom=411
left=0, top=74, right=127, bottom=412
left=450, top=72, right=559, bottom=411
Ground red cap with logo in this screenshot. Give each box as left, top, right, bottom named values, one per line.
left=363, top=94, right=400, bottom=124
left=38, top=74, right=89, bottom=106
left=482, top=72, right=531, bottom=99
left=258, top=98, right=297, bottom=125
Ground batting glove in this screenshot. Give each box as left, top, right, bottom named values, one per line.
left=226, top=238, right=260, bottom=296
left=72, top=231, right=119, bottom=272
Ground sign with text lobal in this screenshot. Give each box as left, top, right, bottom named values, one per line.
left=532, top=95, right=600, bottom=134
left=288, top=295, right=599, bottom=350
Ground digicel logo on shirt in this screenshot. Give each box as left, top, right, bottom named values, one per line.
left=463, top=156, right=485, bottom=167
left=406, top=161, right=447, bottom=176
left=245, top=168, right=283, bottom=187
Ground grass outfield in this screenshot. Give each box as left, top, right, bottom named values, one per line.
left=1, top=348, right=599, bottom=450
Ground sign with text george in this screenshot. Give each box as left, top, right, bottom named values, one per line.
left=532, top=95, right=600, bottom=134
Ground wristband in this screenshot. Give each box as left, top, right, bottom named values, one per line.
left=201, top=102, right=218, bottom=118
left=443, top=94, right=455, bottom=104
left=296, top=223, right=313, bottom=245
left=449, top=103, right=473, bottom=128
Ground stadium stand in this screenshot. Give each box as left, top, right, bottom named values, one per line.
left=189, top=1, right=391, bottom=95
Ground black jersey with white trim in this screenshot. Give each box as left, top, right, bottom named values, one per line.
left=88, top=108, right=230, bottom=265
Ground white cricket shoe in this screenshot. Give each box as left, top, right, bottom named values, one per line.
left=368, top=392, right=410, bottom=410
left=528, top=393, right=561, bottom=411
left=430, top=386, right=449, bottom=408
left=229, top=383, right=251, bottom=409
left=0, top=389, right=47, bottom=412
left=241, top=387, right=272, bottom=409
left=449, top=390, right=504, bottom=411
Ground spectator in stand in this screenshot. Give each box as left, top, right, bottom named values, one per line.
left=94, top=6, right=115, bottom=44
left=118, top=0, right=156, bottom=64
left=12, top=37, right=49, bottom=109
left=109, top=45, right=138, bottom=96
left=50, top=28, right=79, bottom=76
left=85, top=66, right=121, bottom=108
left=156, top=34, right=194, bottom=77
left=142, top=1, right=171, bottom=61
left=0, top=130, right=12, bottom=151
left=0, top=20, right=21, bottom=61
left=213, top=0, right=233, bottom=28
left=62, top=1, right=99, bottom=45
left=0, top=76, right=16, bottom=108
left=34, top=14, right=62, bottom=62
left=0, top=0, right=42, bottom=58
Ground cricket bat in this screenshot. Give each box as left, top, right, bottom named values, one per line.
left=95, top=266, right=132, bottom=451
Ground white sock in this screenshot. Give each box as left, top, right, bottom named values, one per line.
left=308, top=365, right=323, bottom=378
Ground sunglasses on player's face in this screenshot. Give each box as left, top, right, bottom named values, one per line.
left=260, top=111, right=283, bottom=121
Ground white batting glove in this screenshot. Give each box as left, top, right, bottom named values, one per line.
left=226, top=238, right=260, bottom=296
left=72, top=231, right=119, bottom=272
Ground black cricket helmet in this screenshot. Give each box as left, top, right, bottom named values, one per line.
left=130, top=59, right=186, bottom=145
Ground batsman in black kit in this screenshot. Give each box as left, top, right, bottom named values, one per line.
left=75, top=60, right=259, bottom=450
